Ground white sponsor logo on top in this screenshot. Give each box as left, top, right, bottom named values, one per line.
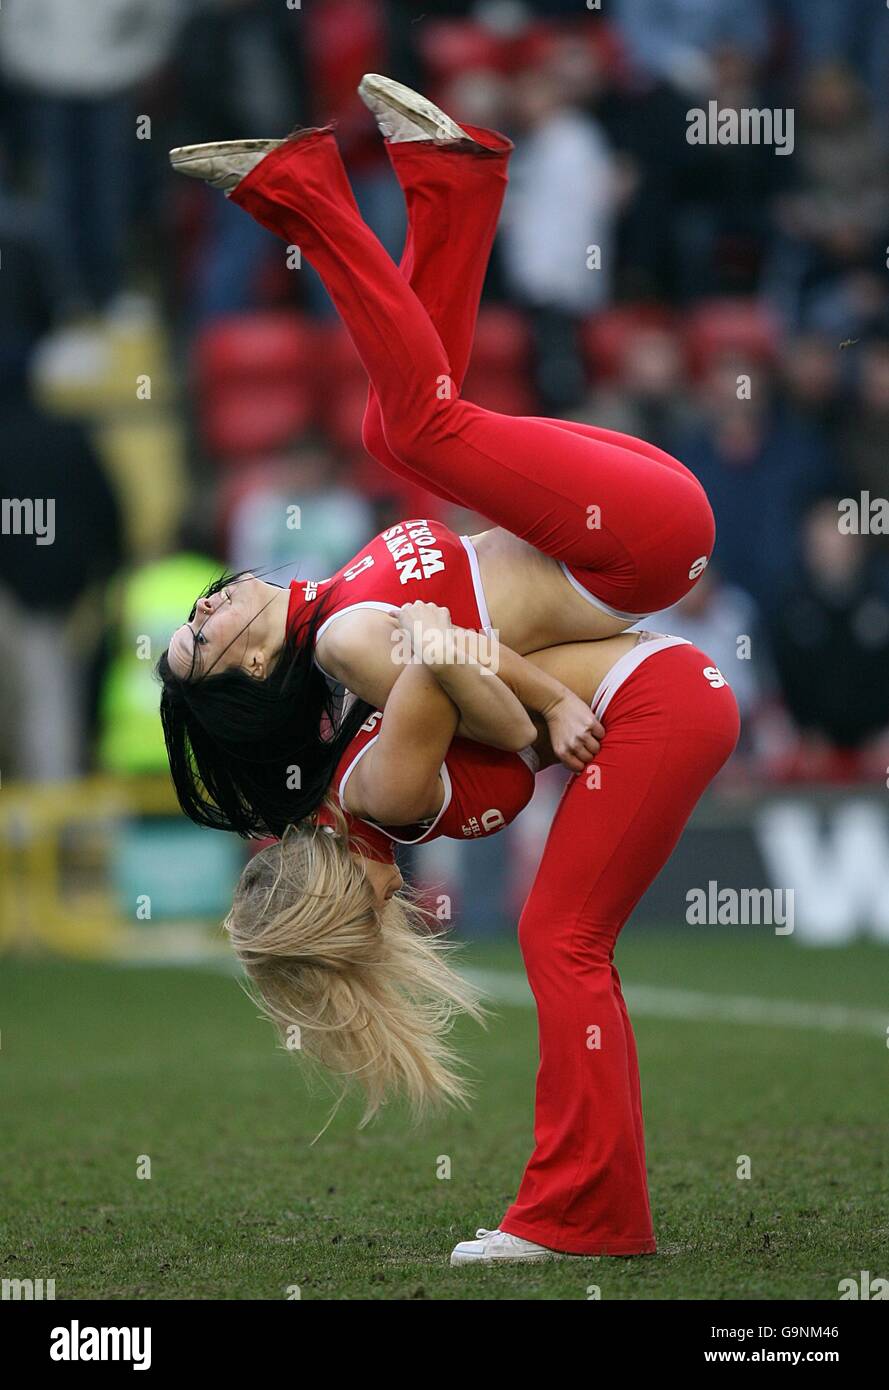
left=462, top=809, right=506, bottom=838
left=382, top=520, right=446, bottom=584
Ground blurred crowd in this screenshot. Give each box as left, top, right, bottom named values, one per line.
left=2, top=0, right=889, bottom=790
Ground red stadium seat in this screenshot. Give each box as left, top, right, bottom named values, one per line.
left=469, top=306, right=532, bottom=372
left=313, top=323, right=369, bottom=453
left=315, top=321, right=367, bottom=390
left=461, top=371, right=536, bottom=417
left=582, top=304, right=676, bottom=381
left=306, top=0, right=387, bottom=117
left=201, top=388, right=314, bottom=461
left=683, top=299, right=783, bottom=378
left=194, top=313, right=316, bottom=459
left=462, top=306, right=535, bottom=414
left=195, top=312, right=314, bottom=383
left=324, top=379, right=370, bottom=454
left=417, top=21, right=506, bottom=80
left=417, top=17, right=622, bottom=83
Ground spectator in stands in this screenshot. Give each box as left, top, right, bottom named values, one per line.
left=649, top=565, right=766, bottom=738
left=595, top=63, right=694, bottom=302
left=678, top=353, right=837, bottom=606
left=790, top=65, right=889, bottom=243
left=226, top=432, right=375, bottom=588
left=499, top=49, right=619, bottom=411
left=172, top=0, right=312, bottom=323
left=778, top=329, right=846, bottom=457
left=173, top=0, right=404, bottom=323
left=613, top=0, right=770, bottom=97
left=574, top=323, right=696, bottom=458
left=778, top=0, right=889, bottom=140
left=765, top=65, right=889, bottom=333
left=839, top=333, right=889, bottom=558
left=0, top=344, right=123, bottom=779
left=661, top=42, right=787, bottom=303
left=764, top=496, right=889, bottom=763
left=0, top=175, right=52, bottom=388
left=0, top=0, right=179, bottom=321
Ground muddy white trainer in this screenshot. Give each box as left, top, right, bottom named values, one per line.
left=168, top=139, right=285, bottom=195
left=358, top=73, right=471, bottom=145
left=450, top=1228, right=565, bottom=1265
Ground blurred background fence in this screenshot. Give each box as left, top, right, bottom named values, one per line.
left=2, top=0, right=889, bottom=957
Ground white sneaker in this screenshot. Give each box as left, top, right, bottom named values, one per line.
left=450, top=1227, right=564, bottom=1266
left=358, top=73, right=472, bottom=145
left=168, top=138, right=285, bottom=195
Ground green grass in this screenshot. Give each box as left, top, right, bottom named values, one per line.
left=1, top=933, right=887, bottom=1300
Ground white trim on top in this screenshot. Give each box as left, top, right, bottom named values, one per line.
left=313, top=601, right=400, bottom=681
left=315, top=600, right=399, bottom=643
left=459, top=535, right=493, bottom=634
left=338, top=733, right=453, bottom=846
left=559, top=561, right=651, bottom=623
left=591, top=632, right=690, bottom=721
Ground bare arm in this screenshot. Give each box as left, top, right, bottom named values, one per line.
left=344, top=607, right=540, bottom=826
left=317, top=607, right=539, bottom=751
left=344, top=663, right=457, bottom=825
left=396, top=603, right=606, bottom=772
left=315, top=609, right=405, bottom=712
left=395, top=602, right=537, bottom=753
left=489, top=643, right=604, bottom=771
left=320, top=605, right=607, bottom=771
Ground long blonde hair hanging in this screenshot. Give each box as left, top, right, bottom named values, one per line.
left=224, top=802, right=484, bottom=1126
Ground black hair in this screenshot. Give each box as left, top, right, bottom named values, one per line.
left=157, top=573, right=374, bottom=838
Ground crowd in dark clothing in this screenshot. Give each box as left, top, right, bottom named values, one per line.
left=1, top=0, right=888, bottom=781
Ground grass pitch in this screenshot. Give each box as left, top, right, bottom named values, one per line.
left=1, top=932, right=886, bottom=1300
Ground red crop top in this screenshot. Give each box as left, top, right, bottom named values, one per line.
left=287, top=519, right=491, bottom=652
left=318, top=706, right=537, bottom=862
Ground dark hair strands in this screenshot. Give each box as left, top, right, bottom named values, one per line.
left=156, top=573, right=374, bottom=839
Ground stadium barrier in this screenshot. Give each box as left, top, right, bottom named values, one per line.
left=1, top=778, right=887, bottom=958
left=618, top=785, right=889, bottom=946
left=0, top=776, right=246, bottom=960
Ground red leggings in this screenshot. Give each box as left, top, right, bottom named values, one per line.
left=231, top=131, right=715, bottom=618
left=499, top=642, right=740, bottom=1254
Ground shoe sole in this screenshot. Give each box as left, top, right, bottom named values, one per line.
left=169, top=139, right=282, bottom=170
left=359, top=74, right=467, bottom=143
left=450, top=1250, right=559, bottom=1266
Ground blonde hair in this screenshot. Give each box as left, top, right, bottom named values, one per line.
left=224, top=800, right=484, bottom=1126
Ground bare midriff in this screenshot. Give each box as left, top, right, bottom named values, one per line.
left=521, top=632, right=643, bottom=769
left=526, top=632, right=641, bottom=706
left=470, top=528, right=636, bottom=652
